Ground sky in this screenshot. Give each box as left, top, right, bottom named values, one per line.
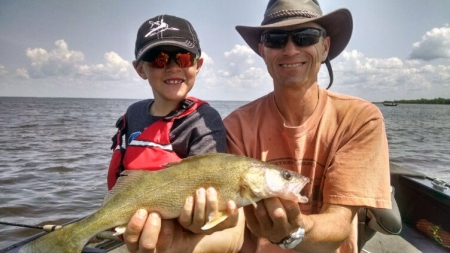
left=0, top=0, right=449, bottom=102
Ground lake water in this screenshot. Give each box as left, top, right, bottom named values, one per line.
left=0, top=97, right=449, bottom=248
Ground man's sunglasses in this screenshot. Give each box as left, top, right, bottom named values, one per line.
left=261, top=28, right=326, bottom=49
left=142, top=50, right=198, bottom=68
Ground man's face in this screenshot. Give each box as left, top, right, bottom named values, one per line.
left=258, top=22, right=330, bottom=90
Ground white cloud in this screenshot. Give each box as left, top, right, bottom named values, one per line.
left=19, top=40, right=133, bottom=81
left=15, top=68, right=29, bottom=79
left=25, top=40, right=84, bottom=78
left=219, top=46, right=272, bottom=96
left=0, top=65, right=8, bottom=76
left=329, top=49, right=450, bottom=101
left=409, top=26, right=450, bottom=61
left=336, top=50, right=430, bottom=89
left=77, top=52, right=132, bottom=80
left=220, top=45, right=270, bottom=87
left=191, top=45, right=272, bottom=100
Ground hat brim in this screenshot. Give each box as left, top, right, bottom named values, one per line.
left=136, top=40, right=200, bottom=64
left=235, top=8, right=352, bottom=61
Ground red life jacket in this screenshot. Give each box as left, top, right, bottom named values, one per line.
left=107, top=97, right=207, bottom=190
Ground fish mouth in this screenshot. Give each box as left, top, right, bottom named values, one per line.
left=290, top=178, right=310, bottom=203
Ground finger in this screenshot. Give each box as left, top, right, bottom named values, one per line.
left=178, top=196, right=194, bottom=228
left=205, top=187, right=219, bottom=223
left=138, top=212, right=161, bottom=252
left=279, top=198, right=302, bottom=226
left=192, top=188, right=206, bottom=227
left=243, top=203, right=262, bottom=235
left=155, top=219, right=175, bottom=252
left=225, top=200, right=239, bottom=227
left=254, top=198, right=274, bottom=231
left=265, top=198, right=288, bottom=224
left=124, top=209, right=149, bottom=253
left=207, top=200, right=239, bottom=231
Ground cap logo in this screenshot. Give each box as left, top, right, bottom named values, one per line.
left=145, top=18, right=179, bottom=37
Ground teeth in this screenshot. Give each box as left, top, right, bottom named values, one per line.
left=165, top=79, right=183, bottom=84
left=280, top=63, right=304, bottom=68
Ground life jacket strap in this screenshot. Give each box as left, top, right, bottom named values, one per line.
left=163, top=99, right=196, bottom=121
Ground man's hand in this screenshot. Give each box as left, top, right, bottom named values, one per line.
left=243, top=197, right=303, bottom=243
left=244, top=198, right=359, bottom=252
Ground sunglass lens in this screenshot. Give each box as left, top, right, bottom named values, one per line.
left=292, top=34, right=320, bottom=47
left=262, top=28, right=323, bottom=48
left=150, top=52, right=169, bottom=68
left=175, top=52, right=196, bottom=68
left=262, top=34, right=288, bottom=48
left=143, top=50, right=196, bottom=68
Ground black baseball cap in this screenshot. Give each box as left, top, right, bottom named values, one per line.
left=134, top=14, right=201, bottom=64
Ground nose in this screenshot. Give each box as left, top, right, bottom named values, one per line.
left=282, top=36, right=300, bottom=56
left=165, top=58, right=180, bottom=71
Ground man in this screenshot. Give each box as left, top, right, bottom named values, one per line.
left=224, top=0, right=392, bottom=252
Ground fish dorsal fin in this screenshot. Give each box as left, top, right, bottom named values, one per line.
left=103, top=170, right=149, bottom=204
left=164, top=153, right=224, bottom=168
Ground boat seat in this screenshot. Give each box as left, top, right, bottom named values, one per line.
left=357, top=186, right=402, bottom=252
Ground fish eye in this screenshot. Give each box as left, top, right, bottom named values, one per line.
left=282, top=170, right=292, bottom=180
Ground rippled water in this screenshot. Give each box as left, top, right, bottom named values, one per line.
left=381, top=104, right=450, bottom=181
left=0, top=97, right=449, bottom=248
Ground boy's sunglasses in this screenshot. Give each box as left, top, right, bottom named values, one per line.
left=261, top=28, right=326, bottom=49
left=142, top=50, right=198, bottom=68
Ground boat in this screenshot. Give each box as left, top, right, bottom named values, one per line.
left=363, top=163, right=450, bottom=252
left=1, top=162, right=449, bottom=253
left=383, top=101, right=399, bottom=106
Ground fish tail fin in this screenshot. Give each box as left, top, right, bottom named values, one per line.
left=18, top=223, right=87, bottom=253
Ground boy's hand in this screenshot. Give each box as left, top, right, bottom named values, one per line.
left=178, top=187, right=239, bottom=234
left=123, top=187, right=240, bottom=252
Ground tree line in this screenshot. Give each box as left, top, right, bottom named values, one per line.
left=383, top=98, right=450, bottom=104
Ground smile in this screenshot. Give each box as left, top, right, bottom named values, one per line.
left=165, top=79, right=184, bottom=84
left=280, top=62, right=305, bottom=68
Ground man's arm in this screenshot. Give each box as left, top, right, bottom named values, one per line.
left=244, top=198, right=358, bottom=253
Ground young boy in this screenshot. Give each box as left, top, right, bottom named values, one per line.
left=108, top=14, right=226, bottom=187
left=108, top=15, right=243, bottom=252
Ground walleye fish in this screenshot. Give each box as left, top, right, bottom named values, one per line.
left=19, top=153, right=310, bottom=253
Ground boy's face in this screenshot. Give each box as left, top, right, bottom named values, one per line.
left=134, top=46, right=203, bottom=103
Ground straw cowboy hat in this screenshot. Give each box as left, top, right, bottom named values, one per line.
left=236, top=0, right=353, bottom=61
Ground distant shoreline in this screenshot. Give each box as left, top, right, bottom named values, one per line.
left=1, top=96, right=448, bottom=105
left=374, top=98, right=450, bottom=105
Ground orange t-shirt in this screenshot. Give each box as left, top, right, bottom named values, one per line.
left=224, top=88, right=392, bottom=253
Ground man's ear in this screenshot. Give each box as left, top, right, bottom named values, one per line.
left=258, top=43, right=265, bottom=58
left=321, top=37, right=330, bottom=62
left=133, top=60, right=147, bottom=80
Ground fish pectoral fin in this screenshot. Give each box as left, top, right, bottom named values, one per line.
left=201, top=211, right=229, bottom=230
left=112, top=225, right=126, bottom=236
left=299, top=196, right=309, bottom=203
left=240, top=187, right=258, bottom=208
